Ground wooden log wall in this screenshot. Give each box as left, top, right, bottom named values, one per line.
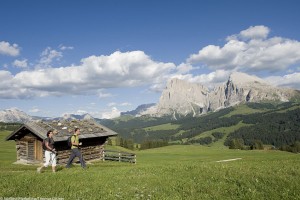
left=56, top=144, right=105, bottom=164
left=15, top=133, right=36, bottom=163
left=16, top=140, right=27, bottom=161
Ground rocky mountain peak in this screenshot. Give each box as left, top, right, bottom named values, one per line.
left=0, top=108, right=32, bottom=122
left=143, top=72, right=300, bottom=118
left=228, top=72, right=267, bottom=85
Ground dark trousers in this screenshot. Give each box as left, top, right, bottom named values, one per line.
left=66, top=148, right=86, bottom=168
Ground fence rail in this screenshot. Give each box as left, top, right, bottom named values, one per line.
left=103, top=150, right=136, bottom=164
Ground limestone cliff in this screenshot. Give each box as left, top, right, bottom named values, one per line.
left=142, top=72, right=300, bottom=118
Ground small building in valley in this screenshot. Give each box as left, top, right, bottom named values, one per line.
left=6, top=119, right=118, bottom=164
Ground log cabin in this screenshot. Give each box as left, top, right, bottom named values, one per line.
left=6, top=119, right=118, bottom=165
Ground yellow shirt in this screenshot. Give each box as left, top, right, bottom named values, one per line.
left=71, top=135, right=79, bottom=149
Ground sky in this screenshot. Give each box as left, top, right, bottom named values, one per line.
left=1, top=0, right=300, bottom=119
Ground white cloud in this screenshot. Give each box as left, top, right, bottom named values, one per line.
left=0, top=41, right=20, bottom=56
left=187, top=25, right=300, bottom=73
left=228, top=25, right=270, bottom=40
left=59, top=44, right=74, bottom=50
left=108, top=102, right=116, bottom=107
left=29, top=108, right=40, bottom=113
left=170, top=70, right=231, bottom=89
left=101, top=107, right=121, bottom=119
left=76, top=110, right=87, bottom=114
left=120, top=102, right=131, bottom=106
left=13, top=59, right=28, bottom=68
left=265, top=72, right=300, bottom=90
left=108, top=102, right=132, bottom=107
left=176, top=63, right=194, bottom=74
left=98, top=90, right=113, bottom=99
left=0, top=71, right=14, bottom=89
left=36, top=47, right=63, bottom=68
left=0, top=50, right=176, bottom=99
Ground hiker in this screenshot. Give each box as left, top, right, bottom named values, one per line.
left=65, top=128, right=86, bottom=169
left=37, top=130, right=57, bottom=173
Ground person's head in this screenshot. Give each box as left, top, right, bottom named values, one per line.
left=47, top=130, right=53, bottom=138
left=74, top=128, right=80, bottom=135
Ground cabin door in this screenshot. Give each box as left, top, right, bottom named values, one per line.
left=35, top=140, right=43, bottom=161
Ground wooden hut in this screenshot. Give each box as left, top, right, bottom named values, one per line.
left=6, top=119, right=118, bottom=164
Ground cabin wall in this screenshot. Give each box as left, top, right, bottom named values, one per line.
left=55, top=136, right=108, bottom=164
left=16, top=134, right=39, bottom=164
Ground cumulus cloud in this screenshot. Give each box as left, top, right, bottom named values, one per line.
left=101, top=107, right=121, bottom=119
left=176, top=63, right=194, bottom=74
left=108, top=102, right=116, bottom=107
left=108, top=102, right=131, bottom=107
left=120, top=102, right=131, bottom=106
left=265, top=72, right=300, bottom=90
left=187, top=25, right=300, bottom=73
left=36, top=47, right=63, bottom=68
left=170, top=70, right=231, bottom=89
left=98, top=90, right=114, bottom=99
left=13, top=59, right=28, bottom=68
left=0, top=50, right=176, bottom=99
left=29, top=108, right=40, bottom=113
left=76, top=110, right=87, bottom=114
left=0, top=41, right=20, bottom=56
left=228, top=25, right=270, bottom=40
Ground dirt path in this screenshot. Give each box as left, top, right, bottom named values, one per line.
left=216, top=158, right=242, bottom=162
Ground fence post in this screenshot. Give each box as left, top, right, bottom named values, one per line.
left=119, top=153, right=121, bottom=162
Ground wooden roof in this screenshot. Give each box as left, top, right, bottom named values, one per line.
left=6, top=119, right=118, bottom=142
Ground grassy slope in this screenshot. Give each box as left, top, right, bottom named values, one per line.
left=221, top=104, right=264, bottom=118
left=189, top=121, right=253, bottom=148
left=144, top=123, right=180, bottom=131
left=275, top=104, right=300, bottom=113
left=1, top=131, right=300, bottom=199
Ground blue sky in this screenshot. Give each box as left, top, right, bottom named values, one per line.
left=1, top=0, right=300, bottom=118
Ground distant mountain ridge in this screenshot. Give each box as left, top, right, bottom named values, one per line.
left=0, top=109, right=97, bottom=123
left=0, top=108, right=32, bottom=123
left=60, top=113, right=95, bottom=120
left=121, top=103, right=156, bottom=116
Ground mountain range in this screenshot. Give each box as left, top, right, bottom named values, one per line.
left=1, top=72, right=300, bottom=122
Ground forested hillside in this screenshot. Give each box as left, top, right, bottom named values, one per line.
left=101, top=102, right=300, bottom=148
left=0, top=122, right=21, bottom=131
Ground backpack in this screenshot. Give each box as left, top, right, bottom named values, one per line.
left=42, top=138, right=48, bottom=150
left=67, top=135, right=75, bottom=147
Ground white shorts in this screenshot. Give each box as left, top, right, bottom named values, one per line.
left=44, top=150, right=57, bottom=167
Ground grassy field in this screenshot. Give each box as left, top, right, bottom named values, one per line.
left=0, top=131, right=300, bottom=200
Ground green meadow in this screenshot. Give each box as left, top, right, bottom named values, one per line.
left=0, top=131, right=300, bottom=200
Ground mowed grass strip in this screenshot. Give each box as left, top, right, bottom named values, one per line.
left=0, top=131, right=300, bottom=200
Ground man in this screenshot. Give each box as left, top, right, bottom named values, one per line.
left=37, top=130, right=57, bottom=173
left=65, top=128, right=86, bottom=169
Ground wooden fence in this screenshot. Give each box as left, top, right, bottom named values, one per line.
left=102, top=150, right=136, bottom=164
